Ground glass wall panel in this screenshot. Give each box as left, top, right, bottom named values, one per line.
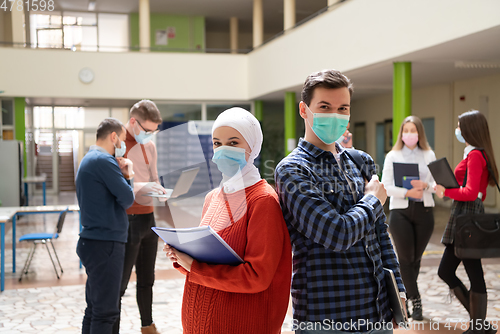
left=83, top=108, right=110, bottom=128
left=422, top=118, right=435, bottom=150
left=64, top=26, right=98, bottom=51
left=30, top=13, right=62, bottom=48
left=98, top=13, right=129, bottom=52
left=34, top=107, right=53, bottom=129
left=63, top=12, right=97, bottom=26
left=31, top=12, right=103, bottom=51
left=31, top=13, right=62, bottom=28
left=1, top=100, right=14, bottom=125
left=157, top=104, right=202, bottom=122
left=54, top=107, right=84, bottom=129
left=353, top=122, right=367, bottom=152
left=37, top=29, right=63, bottom=48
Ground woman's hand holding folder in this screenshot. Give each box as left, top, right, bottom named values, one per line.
left=406, top=180, right=426, bottom=200
left=434, top=184, right=446, bottom=198
left=164, top=244, right=193, bottom=272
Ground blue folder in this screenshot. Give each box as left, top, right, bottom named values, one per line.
left=152, top=226, right=244, bottom=266
left=403, top=176, right=422, bottom=202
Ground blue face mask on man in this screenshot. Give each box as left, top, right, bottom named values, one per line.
left=114, top=140, right=126, bottom=157
left=306, top=105, right=350, bottom=145
left=212, top=146, right=248, bottom=177
left=134, top=120, right=155, bottom=144
left=134, top=130, right=153, bottom=144
left=455, top=128, right=466, bottom=144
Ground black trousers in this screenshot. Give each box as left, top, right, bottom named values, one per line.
left=113, top=212, right=158, bottom=333
left=77, top=238, right=125, bottom=334
left=388, top=201, right=434, bottom=299
left=437, top=244, right=486, bottom=293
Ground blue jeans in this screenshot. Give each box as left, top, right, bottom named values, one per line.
left=77, top=238, right=125, bottom=334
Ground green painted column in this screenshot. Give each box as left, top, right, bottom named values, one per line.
left=284, top=92, right=296, bottom=155
left=254, top=100, right=263, bottom=122
left=393, top=62, right=412, bottom=145
left=14, top=97, right=27, bottom=177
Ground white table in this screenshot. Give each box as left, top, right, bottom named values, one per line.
left=23, top=175, right=47, bottom=206
left=0, top=205, right=80, bottom=291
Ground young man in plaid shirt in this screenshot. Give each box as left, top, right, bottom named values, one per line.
left=275, top=69, right=406, bottom=334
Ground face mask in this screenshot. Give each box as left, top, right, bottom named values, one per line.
left=336, top=132, right=351, bottom=145
left=134, top=122, right=154, bottom=144
left=402, top=133, right=419, bottom=147
left=455, top=128, right=466, bottom=143
left=306, top=105, right=350, bottom=145
left=114, top=140, right=126, bottom=157
left=212, top=146, right=247, bottom=177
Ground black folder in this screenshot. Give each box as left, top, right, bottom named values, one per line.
left=427, top=157, right=460, bottom=189
left=384, top=268, right=408, bottom=326
left=393, top=162, right=419, bottom=187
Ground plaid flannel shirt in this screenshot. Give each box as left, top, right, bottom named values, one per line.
left=275, top=139, right=405, bottom=331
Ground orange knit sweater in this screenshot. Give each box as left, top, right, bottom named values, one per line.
left=174, top=180, right=292, bottom=334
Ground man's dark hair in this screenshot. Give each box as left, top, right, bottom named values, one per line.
left=130, top=99, right=162, bottom=124
left=96, top=118, right=124, bottom=141
left=301, top=69, right=354, bottom=106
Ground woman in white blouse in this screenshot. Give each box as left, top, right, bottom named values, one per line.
left=381, top=115, right=436, bottom=321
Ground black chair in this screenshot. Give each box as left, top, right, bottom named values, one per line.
left=18, top=208, right=69, bottom=281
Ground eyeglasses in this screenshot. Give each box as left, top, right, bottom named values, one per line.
left=136, top=119, right=159, bottom=135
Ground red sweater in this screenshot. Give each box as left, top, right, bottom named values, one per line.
left=174, top=180, right=292, bottom=334
left=445, top=149, right=489, bottom=202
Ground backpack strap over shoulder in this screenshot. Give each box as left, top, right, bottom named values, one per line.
left=344, top=149, right=371, bottom=183
left=344, top=148, right=384, bottom=241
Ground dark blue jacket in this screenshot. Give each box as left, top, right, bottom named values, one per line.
left=76, top=146, right=135, bottom=243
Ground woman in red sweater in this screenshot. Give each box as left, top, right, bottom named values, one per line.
left=164, top=107, right=292, bottom=334
left=435, top=110, right=498, bottom=334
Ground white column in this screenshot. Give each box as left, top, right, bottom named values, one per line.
left=230, top=17, right=238, bottom=54
left=284, top=0, right=296, bottom=31
left=11, top=8, right=26, bottom=47
left=253, top=0, right=263, bottom=48
left=139, top=0, right=150, bottom=52
left=328, top=0, right=342, bottom=6
left=201, top=103, right=207, bottom=121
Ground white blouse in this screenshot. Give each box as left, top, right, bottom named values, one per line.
left=381, top=146, right=437, bottom=210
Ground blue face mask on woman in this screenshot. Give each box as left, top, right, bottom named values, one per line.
left=306, top=105, right=350, bottom=145
left=212, top=146, right=248, bottom=177
left=455, top=128, right=466, bottom=144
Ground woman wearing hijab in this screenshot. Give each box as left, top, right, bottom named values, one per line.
left=164, top=108, right=292, bottom=334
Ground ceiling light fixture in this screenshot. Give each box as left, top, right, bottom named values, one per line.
left=455, top=61, right=500, bottom=69
left=88, top=1, right=96, bottom=11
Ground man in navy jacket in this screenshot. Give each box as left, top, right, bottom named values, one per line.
left=76, top=118, right=135, bottom=334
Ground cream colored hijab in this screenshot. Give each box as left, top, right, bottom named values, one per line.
left=211, top=107, right=263, bottom=193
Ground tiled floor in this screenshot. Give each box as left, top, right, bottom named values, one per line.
left=1, top=193, right=499, bottom=333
